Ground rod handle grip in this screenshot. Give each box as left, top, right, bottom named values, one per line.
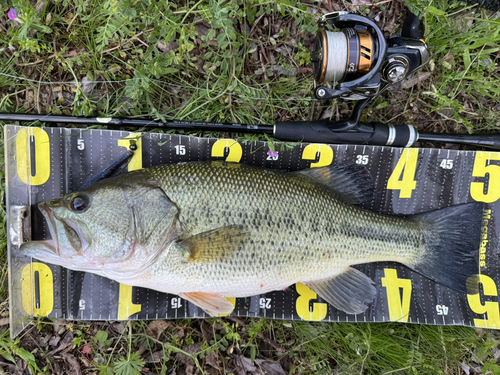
left=274, top=121, right=417, bottom=147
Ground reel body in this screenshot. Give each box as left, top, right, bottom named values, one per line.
left=311, top=12, right=429, bottom=101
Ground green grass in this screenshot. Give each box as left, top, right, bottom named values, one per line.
left=1, top=0, right=500, bottom=373
left=407, top=0, right=500, bottom=131
left=5, top=318, right=497, bottom=374
left=289, top=322, right=493, bottom=374
left=0, top=0, right=318, bottom=125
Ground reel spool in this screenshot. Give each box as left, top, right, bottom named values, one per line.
left=312, top=28, right=374, bottom=85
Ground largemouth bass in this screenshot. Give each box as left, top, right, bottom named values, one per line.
left=20, top=162, right=480, bottom=315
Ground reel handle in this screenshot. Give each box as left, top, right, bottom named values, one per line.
left=402, top=12, right=423, bottom=40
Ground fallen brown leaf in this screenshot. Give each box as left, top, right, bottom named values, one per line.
left=157, top=42, right=179, bottom=53
left=235, top=355, right=257, bottom=373
left=62, top=353, right=81, bottom=375
left=146, top=320, right=171, bottom=339
left=204, top=350, right=220, bottom=370
left=255, top=359, right=287, bottom=375
left=144, top=350, right=165, bottom=363
left=46, top=330, right=74, bottom=356
left=176, top=343, right=203, bottom=367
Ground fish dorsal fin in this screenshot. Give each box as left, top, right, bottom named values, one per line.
left=179, top=292, right=235, bottom=316
left=295, top=164, right=374, bottom=205
left=304, top=267, right=376, bottom=315
left=179, top=225, right=249, bottom=262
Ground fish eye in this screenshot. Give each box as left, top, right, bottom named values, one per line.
left=70, top=195, right=90, bottom=213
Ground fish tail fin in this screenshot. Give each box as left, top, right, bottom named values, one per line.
left=410, top=202, right=483, bottom=295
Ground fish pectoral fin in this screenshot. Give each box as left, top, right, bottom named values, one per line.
left=179, top=225, right=249, bottom=262
left=179, top=292, right=234, bottom=316
left=305, top=267, right=376, bottom=315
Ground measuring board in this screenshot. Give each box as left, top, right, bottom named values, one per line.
left=5, top=125, right=500, bottom=338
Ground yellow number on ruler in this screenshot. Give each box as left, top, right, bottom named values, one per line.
left=381, top=269, right=412, bottom=322
left=117, top=134, right=143, bottom=318
left=211, top=139, right=242, bottom=162
left=295, top=283, right=327, bottom=321
left=118, top=133, right=143, bottom=171
left=387, top=148, right=418, bottom=198
left=470, top=152, right=500, bottom=203
left=21, top=263, right=54, bottom=316
left=15, top=127, right=51, bottom=185
left=215, top=297, right=236, bottom=317
left=301, top=144, right=333, bottom=168
left=118, top=284, right=142, bottom=320
left=467, top=275, right=500, bottom=329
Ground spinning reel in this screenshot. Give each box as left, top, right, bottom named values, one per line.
left=311, top=12, right=429, bottom=101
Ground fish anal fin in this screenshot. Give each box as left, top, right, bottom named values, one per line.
left=179, top=292, right=235, bottom=316
left=305, top=267, right=376, bottom=315
left=180, top=225, right=249, bottom=263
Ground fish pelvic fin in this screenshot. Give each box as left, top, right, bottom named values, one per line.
left=295, top=163, right=374, bottom=205
left=179, top=225, right=249, bottom=263
left=305, top=267, right=376, bottom=315
left=410, top=202, right=483, bottom=295
left=179, top=292, right=234, bottom=316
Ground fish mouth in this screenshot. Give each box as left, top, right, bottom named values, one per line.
left=38, top=202, right=60, bottom=254
left=20, top=202, right=89, bottom=263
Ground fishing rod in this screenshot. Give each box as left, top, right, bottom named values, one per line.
left=2, top=13, right=499, bottom=150
left=2, top=109, right=500, bottom=150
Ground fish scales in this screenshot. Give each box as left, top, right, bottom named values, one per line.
left=144, top=163, right=424, bottom=295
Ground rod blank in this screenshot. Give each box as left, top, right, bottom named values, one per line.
left=0, top=113, right=274, bottom=134
left=418, top=132, right=500, bottom=150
